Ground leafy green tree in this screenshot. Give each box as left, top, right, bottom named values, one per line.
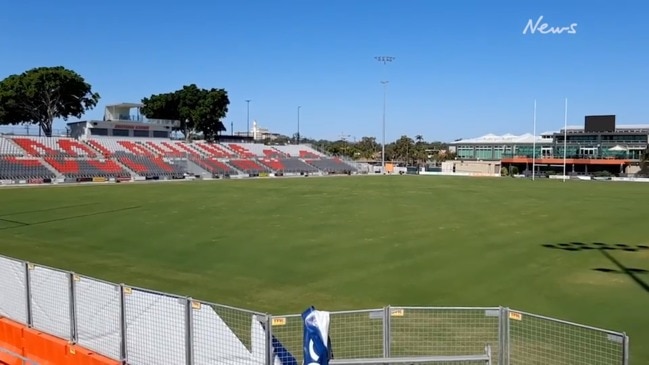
left=355, top=136, right=379, bottom=160
left=0, top=66, right=100, bottom=137
left=391, top=135, right=415, bottom=162
left=141, top=84, right=228, bottom=141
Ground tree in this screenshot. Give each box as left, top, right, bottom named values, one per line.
left=355, top=136, right=379, bottom=160
left=0, top=66, right=100, bottom=137
left=390, top=135, right=415, bottom=163
left=141, top=84, right=228, bottom=141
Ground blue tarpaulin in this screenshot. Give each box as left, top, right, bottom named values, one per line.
left=302, top=306, right=332, bottom=365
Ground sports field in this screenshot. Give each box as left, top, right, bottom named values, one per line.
left=1, top=176, right=648, bottom=363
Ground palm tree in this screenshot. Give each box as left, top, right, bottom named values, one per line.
left=415, top=135, right=424, bottom=145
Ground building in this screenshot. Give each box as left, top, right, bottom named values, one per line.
left=67, top=103, right=179, bottom=139
left=450, top=115, right=647, bottom=175
left=250, top=121, right=284, bottom=141
left=449, top=133, right=554, bottom=160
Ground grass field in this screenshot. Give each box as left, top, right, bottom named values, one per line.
left=1, top=176, right=648, bottom=364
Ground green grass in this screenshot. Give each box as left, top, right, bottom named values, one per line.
left=1, top=176, right=648, bottom=364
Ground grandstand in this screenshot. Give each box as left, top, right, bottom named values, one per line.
left=0, top=104, right=357, bottom=185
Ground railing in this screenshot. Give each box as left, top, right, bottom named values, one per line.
left=0, top=254, right=629, bottom=365
left=0, top=126, right=69, bottom=137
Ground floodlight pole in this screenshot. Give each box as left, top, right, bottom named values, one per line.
left=375, top=56, right=395, bottom=173
left=563, top=98, right=568, bottom=182
left=532, top=100, right=537, bottom=181
left=245, top=99, right=251, bottom=138
left=297, top=106, right=301, bottom=144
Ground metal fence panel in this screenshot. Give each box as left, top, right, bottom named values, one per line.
left=0, top=256, right=27, bottom=324
left=269, top=314, right=304, bottom=364
left=507, top=309, right=626, bottom=365
left=74, top=275, right=121, bottom=361
left=192, top=301, right=266, bottom=365
left=123, top=287, right=186, bottom=365
left=389, top=307, right=501, bottom=363
left=329, top=309, right=385, bottom=359
left=271, top=309, right=385, bottom=364
left=29, top=264, right=71, bottom=340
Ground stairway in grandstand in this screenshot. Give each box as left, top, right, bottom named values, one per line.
left=0, top=136, right=357, bottom=183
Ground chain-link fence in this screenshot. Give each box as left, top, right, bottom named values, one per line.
left=0, top=254, right=630, bottom=365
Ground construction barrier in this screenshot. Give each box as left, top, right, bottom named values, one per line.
left=0, top=318, right=119, bottom=365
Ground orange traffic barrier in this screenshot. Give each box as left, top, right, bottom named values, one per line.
left=0, top=318, right=23, bottom=356
left=0, top=347, right=23, bottom=365
left=22, top=328, right=68, bottom=365
left=0, top=317, right=120, bottom=365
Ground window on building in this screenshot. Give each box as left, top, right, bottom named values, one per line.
left=153, top=131, right=169, bottom=138
left=133, top=130, right=149, bottom=138
left=112, top=129, right=129, bottom=137
left=90, top=128, right=109, bottom=136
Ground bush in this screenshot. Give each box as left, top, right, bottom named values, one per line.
left=510, top=166, right=519, bottom=176
left=593, top=170, right=612, bottom=177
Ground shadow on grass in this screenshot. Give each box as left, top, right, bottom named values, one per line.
left=0, top=203, right=98, bottom=218
left=0, top=206, right=141, bottom=231
left=542, top=242, right=649, bottom=293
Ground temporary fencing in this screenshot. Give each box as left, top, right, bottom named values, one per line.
left=0, top=254, right=630, bottom=365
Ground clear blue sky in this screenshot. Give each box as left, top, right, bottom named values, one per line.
left=1, top=0, right=647, bottom=142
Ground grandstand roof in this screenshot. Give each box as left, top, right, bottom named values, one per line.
left=450, top=133, right=551, bottom=145
left=453, top=123, right=649, bottom=145
left=107, top=102, right=143, bottom=108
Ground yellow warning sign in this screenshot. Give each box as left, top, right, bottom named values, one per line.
left=509, top=312, right=523, bottom=321
left=272, top=317, right=287, bottom=326
left=390, top=308, right=404, bottom=317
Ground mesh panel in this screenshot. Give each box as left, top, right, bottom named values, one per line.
left=29, top=265, right=71, bottom=340
left=75, top=275, right=121, bottom=360
left=124, top=287, right=186, bottom=365
left=192, top=301, right=267, bottom=365
left=329, top=310, right=384, bottom=359
left=389, top=307, right=500, bottom=362
left=508, top=309, right=625, bottom=365
left=269, top=314, right=304, bottom=364
left=0, top=256, right=27, bottom=324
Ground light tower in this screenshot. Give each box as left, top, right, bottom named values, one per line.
left=375, top=56, right=395, bottom=173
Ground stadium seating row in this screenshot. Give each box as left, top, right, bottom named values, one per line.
left=0, top=136, right=355, bottom=181
left=2, top=136, right=325, bottom=159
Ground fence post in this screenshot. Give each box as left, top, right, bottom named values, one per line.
left=496, top=306, right=504, bottom=365
left=185, top=298, right=194, bottom=365
left=503, top=307, right=510, bottom=365
left=382, top=306, right=391, bottom=358
left=68, top=273, right=78, bottom=343
left=264, top=314, right=274, bottom=365
left=119, top=284, right=128, bottom=364
left=623, top=332, right=629, bottom=365
left=24, top=262, right=33, bottom=327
